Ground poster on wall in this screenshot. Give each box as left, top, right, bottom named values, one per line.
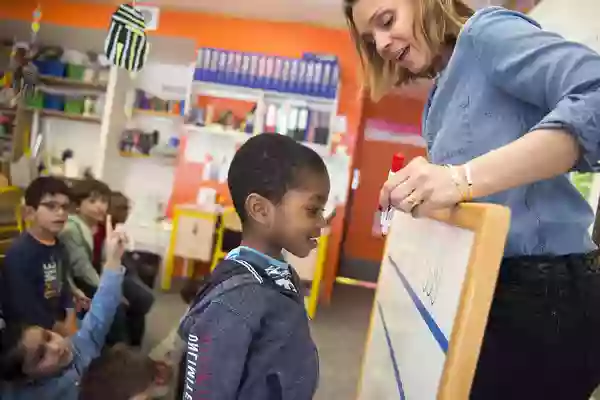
left=364, top=119, right=426, bottom=147
left=135, top=62, right=194, bottom=101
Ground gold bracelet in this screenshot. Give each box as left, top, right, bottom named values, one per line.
left=445, top=164, right=467, bottom=201
left=463, top=163, right=473, bottom=201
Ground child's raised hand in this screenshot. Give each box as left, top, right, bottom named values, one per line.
left=104, top=215, right=129, bottom=270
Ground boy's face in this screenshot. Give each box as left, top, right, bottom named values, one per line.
left=110, top=196, right=130, bottom=225
left=20, top=326, right=73, bottom=378
left=270, top=172, right=330, bottom=258
left=28, top=193, right=70, bottom=234
left=80, top=193, right=109, bottom=224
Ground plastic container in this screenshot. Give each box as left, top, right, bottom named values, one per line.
left=64, top=97, right=85, bottom=114
left=35, top=60, right=66, bottom=77
left=44, top=94, right=65, bottom=111
left=25, top=90, right=44, bottom=109
left=66, top=64, right=86, bottom=80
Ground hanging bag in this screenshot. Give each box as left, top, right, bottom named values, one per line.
left=104, top=4, right=149, bottom=72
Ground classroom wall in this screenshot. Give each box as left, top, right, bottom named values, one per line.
left=1, top=0, right=364, bottom=302
left=342, top=95, right=426, bottom=265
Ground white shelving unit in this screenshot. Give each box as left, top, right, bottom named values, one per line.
left=187, top=80, right=339, bottom=156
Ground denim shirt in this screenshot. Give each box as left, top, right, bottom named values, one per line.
left=1, top=269, right=124, bottom=400
left=424, top=7, right=600, bottom=256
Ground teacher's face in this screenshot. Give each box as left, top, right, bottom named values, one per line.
left=351, top=0, right=432, bottom=74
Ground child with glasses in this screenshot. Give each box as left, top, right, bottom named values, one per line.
left=0, top=177, right=75, bottom=337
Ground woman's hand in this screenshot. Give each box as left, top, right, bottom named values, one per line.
left=104, top=215, right=129, bottom=270
left=379, top=156, right=464, bottom=216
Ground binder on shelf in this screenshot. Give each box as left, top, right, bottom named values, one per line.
left=305, top=60, right=315, bottom=96
left=281, top=58, right=291, bottom=93
left=328, top=62, right=340, bottom=99
left=297, top=60, right=308, bottom=95
left=257, top=55, right=267, bottom=90
left=273, top=57, right=283, bottom=92
left=249, top=54, right=259, bottom=88
left=265, top=55, right=275, bottom=91
left=194, top=48, right=207, bottom=82
left=312, top=61, right=323, bottom=97
left=207, top=48, right=218, bottom=82
left=224, top=51, right=235, bottom=85
left=216, top=50, right=228, bottom=84
left=240, top=53, right=251, bottom=87
left=232, top=51, right=243, bottom=86
left=289, top=59, right=299, bottom=94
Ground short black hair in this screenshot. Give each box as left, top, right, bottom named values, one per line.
left=0, top=323, right=30, bottom=382
left=70, top=178, right=111, bottom=206
left=228, top=133, right=328, bottom=223
left=79, top=345, right=155, bottom=400
left=24, top=177, right=71, bottom=209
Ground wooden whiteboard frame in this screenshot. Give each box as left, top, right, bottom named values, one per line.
left=357, top=202, right=510, bottom=400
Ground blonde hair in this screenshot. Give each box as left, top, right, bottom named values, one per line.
left=344, top=0, right=473, bottom=100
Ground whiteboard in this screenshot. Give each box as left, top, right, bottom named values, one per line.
left=357, top=203, right=510, bottom=400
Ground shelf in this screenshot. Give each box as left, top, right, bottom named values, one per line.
left=38, top=75, right=107, bottom=92
left=133, top=109, right=182, bottom=118
left=185, top=124, right=252, bottom=142
left=120, top=151, right=150, bottom=158
left=34, top=109, right=102, bottom=123
left=193, top=81, right=337, bottom=110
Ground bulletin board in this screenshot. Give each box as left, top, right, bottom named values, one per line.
left=357, top=203, right=510, bottom=400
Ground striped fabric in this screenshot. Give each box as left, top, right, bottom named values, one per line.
left=104, top=4, right=149, bottom=72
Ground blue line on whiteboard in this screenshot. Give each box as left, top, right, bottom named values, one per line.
left=378, top=302, right=405, bottom=399
left=388, top=255, right=449, bottom=353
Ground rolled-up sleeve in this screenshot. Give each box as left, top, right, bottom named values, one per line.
left=465, top=7, right=600, bottom=171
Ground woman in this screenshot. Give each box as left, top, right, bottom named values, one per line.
left=345, top=0, right=600, bottom=399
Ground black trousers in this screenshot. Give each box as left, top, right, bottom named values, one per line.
left=471, top=251, right=600, bottom=399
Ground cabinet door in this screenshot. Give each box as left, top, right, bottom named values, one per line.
left=173, top=214, right=216, bottom=262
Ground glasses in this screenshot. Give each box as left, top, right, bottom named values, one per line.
left=39, top=201, right=70, bottom=213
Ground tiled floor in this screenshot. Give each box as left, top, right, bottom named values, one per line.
left=144, top=284, right=375, bottom=400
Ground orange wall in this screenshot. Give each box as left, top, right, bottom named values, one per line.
left=2, top=1, right=364, bottom=302
left=343, top=94, right=426, bottom=263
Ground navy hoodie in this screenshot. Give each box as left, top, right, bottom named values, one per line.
left=178, top=247, right=319, bottom=400
left=1, top=232, right=72, bottom=329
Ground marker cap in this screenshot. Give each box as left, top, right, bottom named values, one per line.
left=391, top=153, right=405, bottom=173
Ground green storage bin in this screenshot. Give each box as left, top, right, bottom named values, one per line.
left=25, top=90, right=44, bottom=109
left=66, top=64, right=86, bottom=80
left=64, top=97, right=84, bottom=114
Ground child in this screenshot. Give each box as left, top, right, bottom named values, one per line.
left=60, top=178, right=111, bottom=295
left=0, top=217, right=129, bottom=400
left=0, top=177, right=75, bottom=337
left=178, top=133, right=328, bottom=399
left=60, top=179, right=129, bottom=345
left=78, top=345, right=157, bottom=400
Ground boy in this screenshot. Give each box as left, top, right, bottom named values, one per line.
left=79, top=345, right=157, bottom=400
left=0, top=217, right=129, bottom=400
left=0, top=177, right=75, bottom=336
left=178, top=133, right=328, bottom=399
left=60, top=179, right=129, bottom=345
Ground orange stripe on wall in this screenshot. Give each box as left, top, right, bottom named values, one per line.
left=3, top=0, right=364, bottom=302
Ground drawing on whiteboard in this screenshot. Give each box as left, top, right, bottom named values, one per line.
left=422, top=258, right=443, bottom=305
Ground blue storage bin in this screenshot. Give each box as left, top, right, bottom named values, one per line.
left=35, top=60, right=66, bottom=77
left=44, top=94, right=65, bottom=111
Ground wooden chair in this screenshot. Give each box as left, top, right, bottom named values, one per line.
left=210, top=208, right=242, bottom=271
left=0, top=186, right=24, bottom=258
left=161, top=205, right=219, bottom=291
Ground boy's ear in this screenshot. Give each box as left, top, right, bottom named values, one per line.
left=23, top=205, right=36, bottom=220
left=245, top=193, right=274, bottom=228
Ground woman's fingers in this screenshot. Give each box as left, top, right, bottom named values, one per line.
left=380, top=171, right=411, bottom=209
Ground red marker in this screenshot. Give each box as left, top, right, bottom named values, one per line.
left=380, top=153, right=405, bottom=235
